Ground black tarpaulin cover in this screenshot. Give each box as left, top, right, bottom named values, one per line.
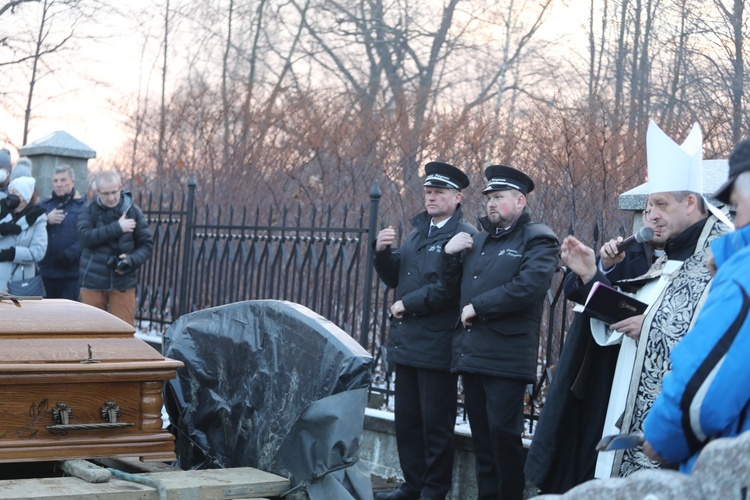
left=163, top=300, right=374, bottom=499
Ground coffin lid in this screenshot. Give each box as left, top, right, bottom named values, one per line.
left=0, top=299, right=179, bottom=367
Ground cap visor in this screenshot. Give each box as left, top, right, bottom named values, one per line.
left=713, top=177, right=736, bottom=204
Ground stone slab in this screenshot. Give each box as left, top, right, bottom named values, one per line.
left=0, top=466, right=289, bottom=499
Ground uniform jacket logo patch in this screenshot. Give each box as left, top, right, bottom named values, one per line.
left=498, top=249, right=522, bottom=258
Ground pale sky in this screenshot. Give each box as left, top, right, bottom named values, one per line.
left=1, top=0, right=169, bottom=164
left=1, top=0, right=588, bottom=166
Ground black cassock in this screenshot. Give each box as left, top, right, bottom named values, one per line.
left=524, top=243, right=654, bottom=493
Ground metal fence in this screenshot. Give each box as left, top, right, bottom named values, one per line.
left=134, top=177, right=379, bottom=349
left=134, top=177, right=573, bottom=428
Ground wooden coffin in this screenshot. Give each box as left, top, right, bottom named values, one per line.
left=0, top=299, right=183, bottom=463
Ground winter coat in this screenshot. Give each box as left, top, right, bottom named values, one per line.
left=374, top=206, right=477, bottom=370
left=644, top=223, right=750, bottom=473
left=39, top=188, right=85, bottom=279
left=77, top=191, right=153, bottom=291
left=0, top=198, right=48, bottom=290
left=442, top=211, right=560, bottom=382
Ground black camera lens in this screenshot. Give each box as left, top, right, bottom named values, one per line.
left=116, top=258, right=132, bottom=273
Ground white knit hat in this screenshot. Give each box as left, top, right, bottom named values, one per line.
left=8, top=176, right=36, bottom=203
left=646, top=120, right=703, bottom=195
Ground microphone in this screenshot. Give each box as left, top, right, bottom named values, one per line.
left=616, top=226, right=654, bottom=253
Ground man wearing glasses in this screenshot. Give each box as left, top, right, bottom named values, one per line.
left=77, top=170, right=153, bottom=326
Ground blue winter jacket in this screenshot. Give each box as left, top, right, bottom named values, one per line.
left=39, top=188, right=85, bottom=279
left=644, top=223, right=750, bottom=472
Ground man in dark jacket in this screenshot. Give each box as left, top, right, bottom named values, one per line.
left=373, top=161, right=476, bottom=500
left=77, top=170, right=153, bottom=325
left=39, top=164, right=85, bottom=300
left=443, top=165, right=560, bottom=500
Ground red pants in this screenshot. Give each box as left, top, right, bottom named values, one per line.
left=80, top=288, right=136, bottom=326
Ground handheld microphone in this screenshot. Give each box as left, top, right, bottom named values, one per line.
left=616, top=226, right=654, bottom=253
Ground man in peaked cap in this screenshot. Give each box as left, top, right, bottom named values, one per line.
left=442, top=164, right=560, bottom=500
left=643, top=136, right=750, bottom=473
left=525, top=121, right=733, bottom=494
left=373, top=161, right=477, bottom=500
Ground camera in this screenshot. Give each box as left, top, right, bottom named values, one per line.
left=108, top=255, right=132, bottom=273
left=116, top=258, right=132, bottom=273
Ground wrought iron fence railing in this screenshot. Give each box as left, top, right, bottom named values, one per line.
left=134, top=178, right=581, bottom=429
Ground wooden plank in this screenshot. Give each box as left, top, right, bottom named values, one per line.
left=0, top=467, right=289, bottom=499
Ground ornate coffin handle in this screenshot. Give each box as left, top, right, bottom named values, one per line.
left=101, top=401, right=121, bottom=423
left=47, top=401, right=134, bottom=433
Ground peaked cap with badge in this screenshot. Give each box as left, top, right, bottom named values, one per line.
left=483, top=164, right=534, bottom=195
left=424, top=161, right=470, bottom=190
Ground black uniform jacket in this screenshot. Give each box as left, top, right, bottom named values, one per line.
left=442, top=211, right=560, bottom=382
left=374, top=206, right=477, bottom=371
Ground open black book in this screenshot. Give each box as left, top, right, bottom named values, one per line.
left=572, top=281, right=648, bottom=325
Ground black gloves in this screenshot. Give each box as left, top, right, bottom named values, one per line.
left=0, top=247, right=16, bottom=262
left=0, top=222, right=21, bottom=236
left=25, top=206, right=45, bottom=226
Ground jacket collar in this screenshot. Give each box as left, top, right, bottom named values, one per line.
left=479, top=211, right=529, bottom=237
left=711, top=223, right=750, bottom=269
left=410, top=204, right=465, bottom=235
left=48, top=187, right=79, bottom=205
left=664, top=217, right=708, bottom=261
left=96, top=190, right=134, bottom=213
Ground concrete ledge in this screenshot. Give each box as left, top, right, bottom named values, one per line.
left=360, top=408, right=478, bottom=498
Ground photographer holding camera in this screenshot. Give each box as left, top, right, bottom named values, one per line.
left=77, top=170, right=153, bottom=326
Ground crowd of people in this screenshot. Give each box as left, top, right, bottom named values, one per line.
left=374, top=121, right=750, bottom=500
left=3, top=119, right=749, bottom=498
left=0, top=150, right=152, bottom=326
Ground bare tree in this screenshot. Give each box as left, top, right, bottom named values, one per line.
left=714, top=0, right=744, bottom=144
left=156, top=0, right=170, bottom=183
left=587, top=0, right=610, bottom=114
left=20, top=0, right=87, bottom=144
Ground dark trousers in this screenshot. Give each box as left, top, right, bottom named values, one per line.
left=394, top=364, right=458, bottom=500
left=462, top=373, right=526, bottom=500
left=42, top=276, right=80, bottom=301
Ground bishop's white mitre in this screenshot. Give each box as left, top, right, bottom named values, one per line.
left=646, top=120, right=703, bottom=195
left=646, top=120, right=733, bottom=229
